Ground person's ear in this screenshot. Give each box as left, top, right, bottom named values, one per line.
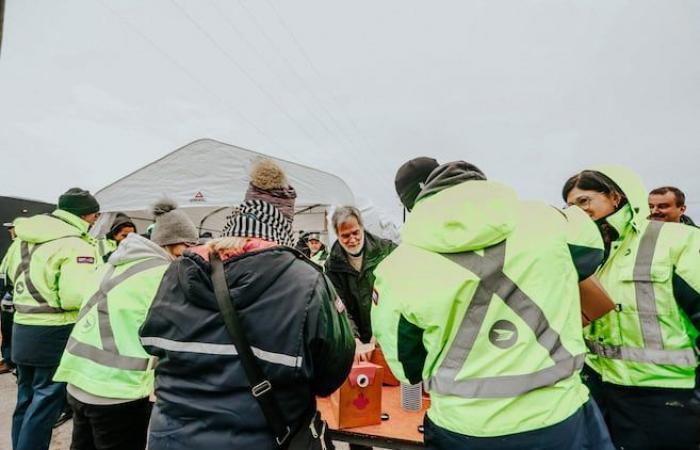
left=610, top=192, right=622, bottom=209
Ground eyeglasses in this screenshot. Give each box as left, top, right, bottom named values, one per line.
left=567, top=196, right=593, bottom=210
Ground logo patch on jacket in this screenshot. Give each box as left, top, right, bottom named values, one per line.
left=372, top=288, right=379, bottom=305
left=488, top=320, right=518, bottom=349
left=335, top=296, right=346, bottom=314
left=76, top=256, right=95, bottom=264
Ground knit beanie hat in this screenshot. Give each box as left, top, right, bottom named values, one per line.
left=244, top=159, right=297, bottom=221
left=150, top=198, right=198, bottom=246
left=58, top=188, right=100, bottom=216
left=106, top=212, right=136, bottom=239
left=394, top=157, right=440, bottom=211
left=222, top=200, right=294, bottom=246
left=221, top=160, right=296, bottom=246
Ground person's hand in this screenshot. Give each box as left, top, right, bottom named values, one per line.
left=365, top=336, right=377, bottom=361
left=353, top=337, right=375, bottom=364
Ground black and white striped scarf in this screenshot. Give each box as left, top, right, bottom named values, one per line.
left=221, top=200, right=294, bottom=246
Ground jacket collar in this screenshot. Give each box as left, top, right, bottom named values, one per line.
left=52, top=209, right=90, bottom=235
left=600, top=203, right=636, bottom=240
left=327, top=231, right=385, bottom=274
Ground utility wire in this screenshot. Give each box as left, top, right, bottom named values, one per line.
left=263, top=0, right=375, bottom=153
left=209, top=0, right=354, bottom=153
left=169, top=0, right=327, bottom=153
left=234, top=0, right=361, bottom=152
left=95, top=0, right=286, bottom=153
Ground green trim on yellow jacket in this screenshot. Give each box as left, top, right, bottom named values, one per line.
left=372, top=181, right=602, bottom=437
left=54, top=234, right=171, bottom=400
left=584, top=166, right=700, bottom=389
left=97, top=238, right=118, bottom=261
left=6, top=209, right=99, bottom=326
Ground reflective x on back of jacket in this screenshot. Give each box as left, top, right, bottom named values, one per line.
left=55, top=256, right=169, bottom=400
left=63, top=257, right=168, bottom=372
left=13, top=240, right=70, bottom=314
left=426, top=241, right=585, bottom=398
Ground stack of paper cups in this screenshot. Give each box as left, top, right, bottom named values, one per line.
left=400, top=382, right=422, bottom=411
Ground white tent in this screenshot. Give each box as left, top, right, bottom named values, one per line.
left=92, top=139, right=355, bottom=242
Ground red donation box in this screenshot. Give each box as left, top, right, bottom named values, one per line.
left=330, top=362, right=383, bottom=429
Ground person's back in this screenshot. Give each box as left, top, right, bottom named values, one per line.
left=373, top=160, right=613, bottom=449
left=140, top=159, right=355, bottom=449
left=4, top=188, right=101, bottom=450
left=140, top=240, right=354, bottom=449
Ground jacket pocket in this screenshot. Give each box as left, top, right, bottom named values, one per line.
left=617, top=260, right=674, bottom=348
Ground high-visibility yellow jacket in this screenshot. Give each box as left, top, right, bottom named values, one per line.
left=584, top=166, right=700, bottom=389
left=372, top=180, right=604, bottom=437
left=5, top=209, right=100, bottom=326
left=55, top=233, right=171, bottom=400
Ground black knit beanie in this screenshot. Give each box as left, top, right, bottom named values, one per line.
left=58, top=188, right=100, bottom=216
left=394, top=157, right=440, bottom=211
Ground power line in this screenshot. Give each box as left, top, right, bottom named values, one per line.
left=233, top=0, right=361, bottom=152
left=209, top=0, right=354, bottom=153
left=95, top=0, right=286, bottom=152
left=263, top=0, right=375, bottom=153
left=169, top=0, right=327, bottom=153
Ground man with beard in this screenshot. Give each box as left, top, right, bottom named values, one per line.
left=325, top=207, right=396, bottom=364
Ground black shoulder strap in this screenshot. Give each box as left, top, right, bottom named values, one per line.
left=210, top=251, right=291, bottom=447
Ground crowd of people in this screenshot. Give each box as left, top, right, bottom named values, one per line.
left=0, top=156, right=698, bottom=450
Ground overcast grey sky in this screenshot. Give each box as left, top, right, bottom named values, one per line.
left=1, top=0, right=699, bottom=221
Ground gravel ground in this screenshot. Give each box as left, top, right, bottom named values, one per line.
left=0, top=371, right=72, bottom=449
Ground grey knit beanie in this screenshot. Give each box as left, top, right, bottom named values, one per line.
left=150, top=198, right=198, bottom=246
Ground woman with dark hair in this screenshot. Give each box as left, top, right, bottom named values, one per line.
left=563, top=166, right=700, bottom=450
left=98, top=213, right=137, bottom=262
left=562, top=170, right=628, bottom=262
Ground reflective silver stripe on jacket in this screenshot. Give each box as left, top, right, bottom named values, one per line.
left=634, top=221, right=665, bottom=350
left=65, top=258, right=169, bottom=371
left=425, top=242, right=584, bottom=399
left=97, top=240, right=107, bottom=260
left=585, top=340, right=696, bottom=366
left=586, top=221, right=698, bottom=367
left=14, top=304, right=65, bottom=314
left=139, top=336, right=304, bottom=369
left=14, top=241, right=64, bottom=314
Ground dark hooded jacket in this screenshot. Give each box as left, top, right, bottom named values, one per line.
left=140, top=246, right=355, bottom=450
left=325, top=232, right=397, bottom=343
left=681, top=214, right=698, bottom=228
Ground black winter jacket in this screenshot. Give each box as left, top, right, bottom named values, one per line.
left=324, top=232, right=396, bottom=343
left=140, top=246, right=355, bottom=450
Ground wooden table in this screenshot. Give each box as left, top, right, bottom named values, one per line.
left=317, top=386, right=428, bottom=449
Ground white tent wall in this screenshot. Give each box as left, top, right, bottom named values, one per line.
left=92, top=139, right=363, bottom=245
left=93, top=206, right=333, bottom=243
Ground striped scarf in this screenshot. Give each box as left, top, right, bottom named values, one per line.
left=222, top=200, right=294, bottom=247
